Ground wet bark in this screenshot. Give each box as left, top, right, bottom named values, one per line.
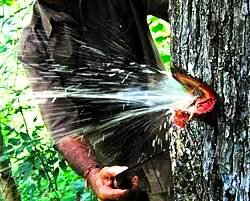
left=0, top=133, right=21, bottom=201
left=169, top=0, right=249, bottom=200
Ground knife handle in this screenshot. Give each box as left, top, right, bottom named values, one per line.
left=113, top=169, right=134, bottom=189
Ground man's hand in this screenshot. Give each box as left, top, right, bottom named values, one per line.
left=87, top=166, right=139, bottom=201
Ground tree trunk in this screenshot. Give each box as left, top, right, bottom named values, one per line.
left=169, top=0, right=249, bottom=200
left=0, top=131, right=21, bottom=201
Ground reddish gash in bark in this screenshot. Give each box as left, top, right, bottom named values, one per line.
left=171, top=69, right=217, bottom=128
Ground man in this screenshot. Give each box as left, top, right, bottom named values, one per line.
left=18, top=0, right=174, bottom=200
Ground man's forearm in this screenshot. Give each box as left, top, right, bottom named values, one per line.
left=56, top=136, right=97, bottom=177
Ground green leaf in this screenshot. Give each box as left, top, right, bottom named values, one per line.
left=61, top=193, right=77, bottom=201
left=0, top=0, right=16, bottom=6
left=48, top=157, right=59, bottom=165
left=33, top=116, right=38, bottom=122
left=26, top=143, right=33, bottom=152
left=155, top=36, right=166, bottom=43
left=17, top=161, right=33, bottom=179
left=15, top=90, right=23, bottom=96
left=6, top=144, right=13, bottom=152
left=39, top=169, right=47, bottom=179
left=54, top=167, right=59, bottom=180
left=20, top=132, right=31, bottom=141
left=31, top=130, right=38, bottom=137
left=72, top=179, right=84, bottom=191
left=80, top=190, right=97, bottom=201
left=8, top=138, right=21, bottom=145
left=59, top=160, right=67, bottom=171
left=0, top=45, right=8, bottom=53
left=161, top=55, right=172, bottom=63
left=34, top=157, right=41, bottom=168
left=152, top=23, right=164, bottom=32
left=0, top=155, right=9, bottom=163
left=23, top=163, right=33, bottom=179
left=35, top=125, right=44, bottom=130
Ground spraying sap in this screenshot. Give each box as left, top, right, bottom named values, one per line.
left=23, top=24, right=216, bottom=155
left=32, top=64, right=216, bottom=148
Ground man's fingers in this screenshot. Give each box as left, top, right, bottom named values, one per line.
left=98, top=187, right=128, bottom=200
left=130, top=176, right=139, bottom=191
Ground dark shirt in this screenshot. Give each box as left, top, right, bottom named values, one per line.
left=20, top=0, right=169, bottom=69
left=19, top=0, right=169, bottom=163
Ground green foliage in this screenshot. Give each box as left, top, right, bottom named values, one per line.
left=147, top=15, right=172, bottom=70
left=0, top=1, right=95, bottom=200
left=0, top=2, right=171, bottom=201
left=0, top=0, right=15, bottom=6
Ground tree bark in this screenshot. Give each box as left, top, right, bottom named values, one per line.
left=0, top=130, right=21, bottom=201
left=169, top=0, right=249, bottom=200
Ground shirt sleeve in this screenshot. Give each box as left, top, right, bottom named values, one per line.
left=143, top=0, right=169, bottom=21
left=17, top=4, right=82, bottom=143
left=18, top=29, right=80, bottom=143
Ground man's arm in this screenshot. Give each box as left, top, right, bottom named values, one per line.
left=56, top=136, right=97, bottom=177
left=56, top=136, right=139, bottom=201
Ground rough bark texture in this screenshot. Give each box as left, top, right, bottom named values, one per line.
left=0, top=133, right=21, bottom=201
left=169, top=0, right=249, bottom=200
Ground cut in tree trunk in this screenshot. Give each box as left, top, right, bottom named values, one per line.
left=0, top=131, right=21, bottom=201
left=169, top=0, right=249, bottom=200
